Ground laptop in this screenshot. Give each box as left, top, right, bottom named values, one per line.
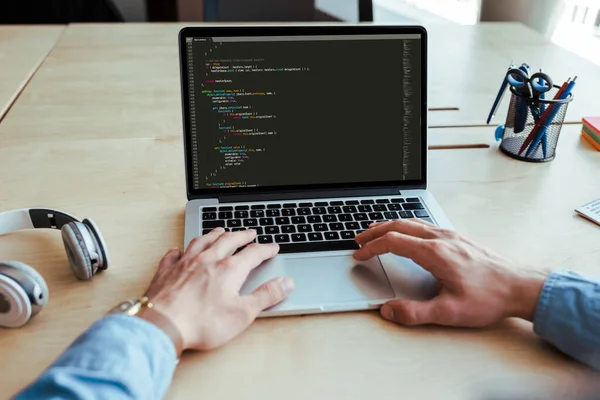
left=178, top=24, right=453, bottom=317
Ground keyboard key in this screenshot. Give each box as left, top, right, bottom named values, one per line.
left=360, top=199, right=374, bottom=204
left=343, top=205, right=357, bottom=213
left=292, top=233, right=307, bottom=242
left=400, top=211, right=414, bottom=218
left=235, top=211, right=249, bottom=218
left=275, top=234, right=290, bottom=243
left=266, top=209, right=280, bottom=217
left=341, top=231, right=355, bottom=239
left=275, top=217, right=290, bottom=225
left=314, top=223, right=328, bottom=231
left=298, top=224, right=312, bottom=233
left=354, top=213, right=368, bottom=221
left=250, top=210, right=265, bottom=218
left=406, top=198, right=420, bottom=203
left=219, top=206, right=233, bottom=211
left=369, top=212, right=384, bottom=220
left=203, top=207, right=217, bottom=212
left=267, top=204, right=281, bottom=209
left=384, top=211, right=398, bottom=219
left=327, top=206, right=342, bottom=214
left=251, top=204, right=265, bottom=209
left=391, top=198, right=405, bottom=203
left=403, top=203, right=424, bottom=210
left=260, top=217, right=274, bottom=225
left=376, top=199, right=390, bottom=203
left=283, top=203, right=296, bottom=208
left=314, top=201, right=328, bottom=207
left=281, top=225, right=296, bottom=233
left=232, top=227, right=245, bottom=232
left=278, top=240, right=359, bottom=253
left=203, top=220, right=225, bottom=228
left=414, top=210, right=430, bottom=218
left=282, top=209, right=296, bottom=216
left=228, top=220, right=242, bottom=227
left=361, top=221, right=372, bottom=229
left=292, top=216, right=306, bottom=224
left=218, top=211, right=233, bottom=219
left=345, top=200, right=359, bottom=205
left=329, top=223, right=344, bottom=230
left=330, top=201, right=344, bottom=206
left=298, top=208, right=311, bottom=216
left=202, top=212, right=216, bottom=220
left=235, top=205, right=249, bottom=210
left=324, top=231, right=340, bottom=240
left=243, top=219, right=258, bottom=227
left=258, top=235, right=273, bottom=243
left=388, top=203, right=402, bottom=211
left=299, top=202, right=313, bottom=207
left=307, top=215, right=321, bottom=223
left=345, top=221, right=360, bottom=230
left=323, top=215, right=337, bottom=223
left=265, top=226, right=279, bottom=234
left=308, top=232, right=323, bottom=241
left=373, top=205, right=387, bottom=212
left=312, top=207, right=327, bottom=215
left=420, top=217, right=434, bottom=224
left=356, top=229, right=366, bottom=234
left=338, top=214, right=352, bottom=222
left=358, top=205, right=372, bottom=212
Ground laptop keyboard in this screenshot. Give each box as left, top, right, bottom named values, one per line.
left=200, top=197, right=433, bottom=253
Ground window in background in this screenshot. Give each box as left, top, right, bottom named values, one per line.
left=373, top=0, right=479, bottom=24
left=551, top=0, right=600, bottom=66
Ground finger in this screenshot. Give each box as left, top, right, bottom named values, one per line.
left=353, top=230, right=426, bottom=261
left=380, top=299, right=441, bottom=326
left=407, top=217, right=436, bottom=227
left=158, top=247, right=182, bottom=269
left=226, top=242, right=279, bottom=277
left=208, top=229, right=258, bottom=259
left=355, top=219, right=437, bottom=245
left=244, top=277, right=294, bottom=314
left=184, top=227, right=226, bottom=259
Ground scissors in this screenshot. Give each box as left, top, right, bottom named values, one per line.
left=506, top=66, right=553, bottom=104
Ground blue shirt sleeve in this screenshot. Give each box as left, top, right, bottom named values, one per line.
left=533, top=269, right=600, bottom=370
left=12, top=313, right=178, bottom=400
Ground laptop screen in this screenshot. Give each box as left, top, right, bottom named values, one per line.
left=180, top=26, right=426, bottom=197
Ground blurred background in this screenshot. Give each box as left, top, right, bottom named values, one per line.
left=1, top=0, right=599, bottom=66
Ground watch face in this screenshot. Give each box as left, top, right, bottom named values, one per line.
left=110, top=300, right=135, bottom=314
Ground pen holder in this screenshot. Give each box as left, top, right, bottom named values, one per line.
left=498, top=85, right=573, bottom=162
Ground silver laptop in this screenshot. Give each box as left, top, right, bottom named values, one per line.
left=178, top=24, right=453, bottom=317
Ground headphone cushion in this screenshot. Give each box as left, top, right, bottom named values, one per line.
left=0, top=261, right=49, bottom=307
left=61, top=222, right=93, bottom=280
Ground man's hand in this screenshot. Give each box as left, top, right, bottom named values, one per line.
left=143, top=227, right=293, bottom=351
left=354, top=219, right=549, bottom=327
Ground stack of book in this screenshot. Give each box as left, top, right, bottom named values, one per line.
left=582, top=117, right=600, bottom=151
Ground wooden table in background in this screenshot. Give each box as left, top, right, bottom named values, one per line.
left=1, top=23, right=599, bottom=399
left=0, top=25, right=65, bottom=121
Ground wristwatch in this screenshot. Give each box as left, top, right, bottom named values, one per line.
left=109, top=296, right=184, bottom=358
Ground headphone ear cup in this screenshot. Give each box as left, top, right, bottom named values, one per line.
left=82, top=218, right=109, bottom=271
left=0, top=261, right=49, bottom=306
left=0, top=261, right=49, bottom=327
left=61, top=222, right=94, bottom=280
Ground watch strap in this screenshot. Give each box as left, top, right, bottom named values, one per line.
left=137, top=301, right=185, bottom=359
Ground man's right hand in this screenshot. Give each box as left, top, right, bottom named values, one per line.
left=353, top=219, right=550, bottom=327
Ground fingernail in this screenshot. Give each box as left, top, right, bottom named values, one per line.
left=280, top=277, right=294, bottom=294
left=381, top=304, right=394, bottom=321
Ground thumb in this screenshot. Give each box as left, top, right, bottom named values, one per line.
left=246, top=277, right=294, bottom=314
left=159, top=248, right=182, bottom=269
left=380, top=299, right=441, bottom=326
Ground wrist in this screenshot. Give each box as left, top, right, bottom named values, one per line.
left=137, top=302, right=185, bottom=359
left=508, top=267, right=550, bottom=322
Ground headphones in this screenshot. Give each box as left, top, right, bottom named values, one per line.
left=0, top=208, right=109, bottom=328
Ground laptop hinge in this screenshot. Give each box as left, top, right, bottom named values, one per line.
left=215, top=186, right=423, bottom=204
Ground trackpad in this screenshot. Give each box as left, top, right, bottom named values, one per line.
left=240, top=254, right=395, bottom=312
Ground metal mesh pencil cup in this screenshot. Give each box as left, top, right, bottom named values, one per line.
left=498, top=85, right=573, bottom=162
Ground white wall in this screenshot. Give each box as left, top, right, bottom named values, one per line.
left=112, top=0, right=148, bottom=21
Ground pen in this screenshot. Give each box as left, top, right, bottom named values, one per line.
left=518, top=77, right=572, bottom=156
left=486, top=63, right=514, bottom=124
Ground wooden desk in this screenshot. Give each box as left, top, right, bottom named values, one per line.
left=1, top=23, right=600, bottom=399
left=0, top=25, right=65, bottom=121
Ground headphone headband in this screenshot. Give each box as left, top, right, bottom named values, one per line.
left=0, top=208, right=80, bottom=236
